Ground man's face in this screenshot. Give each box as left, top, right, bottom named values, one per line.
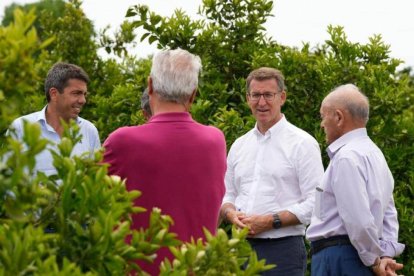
left=247, top=78, right=286, bottom=133
left=320, top=103, right=341, bottom=145
left=54, top=79, right=87, bottom=121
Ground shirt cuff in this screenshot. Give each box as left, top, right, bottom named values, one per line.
left=359, top=251, right=380, bottom=267
left=221, top=197, right=235, bottom=206
left=285, top=204, right=310, bottom=225
left=379, top=240, right=405, bottom=258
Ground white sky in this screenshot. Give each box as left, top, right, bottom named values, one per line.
left=1, top=0, right=414, bottom=67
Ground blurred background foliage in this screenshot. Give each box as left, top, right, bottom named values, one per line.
left=1, top=0, right=413, bottom=274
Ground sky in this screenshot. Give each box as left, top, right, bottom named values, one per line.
left=1, top=0, right=414, bottom=68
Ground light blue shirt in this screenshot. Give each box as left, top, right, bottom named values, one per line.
left=9, top=105, right=101, bottom=176
left=306, top=128, right=404, bottom=266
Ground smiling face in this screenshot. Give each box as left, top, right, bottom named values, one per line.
left=52, top=78, right=87, bottom=122
left=247, top=78, right=286, bottom=134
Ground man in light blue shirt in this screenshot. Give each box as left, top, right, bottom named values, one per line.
left=307, top=84, right=404, bottom=275
left=9, top=62, right=100, bottom=176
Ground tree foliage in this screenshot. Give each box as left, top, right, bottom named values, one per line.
left=1, top=0, right=413, bottom=274
left=0, top=8, right=53, bottom=136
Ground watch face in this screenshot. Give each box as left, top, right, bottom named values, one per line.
left=272, top=214, right=282, bottom=229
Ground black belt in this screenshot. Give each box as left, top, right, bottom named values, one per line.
left=310, top=235, right=352, bottom=256
left=247, top=235, right=303, bottom=243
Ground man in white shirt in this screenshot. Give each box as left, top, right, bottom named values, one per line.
left=306, top=84, right=404, bottom=275
left=220, top=67, right=324, bottom=275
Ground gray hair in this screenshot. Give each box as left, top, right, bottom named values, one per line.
left=246, top=67, right=285, bottom=93
left=44, top=62, right=89, bottom=102
left=150, top=48, right=202, bottom=104
left=140, top=88, right=151, bottom=117
left=329, top=84, right=370, bottom=123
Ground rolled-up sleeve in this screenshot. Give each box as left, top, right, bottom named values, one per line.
left=286, top=139, right=324, bottom=224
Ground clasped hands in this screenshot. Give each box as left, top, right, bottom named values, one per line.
left=372, top=257, right=403, bottom=276
left=226, top=210, right=271, bottom=236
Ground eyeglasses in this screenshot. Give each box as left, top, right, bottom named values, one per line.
left=247, top=92, right=279, bottom=102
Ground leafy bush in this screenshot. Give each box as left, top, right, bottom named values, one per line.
left=1, top=0, right=413, bottom=274
left=161, top=227, right=273, bottom=275
left=0, top=8, right=53, bottom=135
left=0, top=121, right=179, bottom=275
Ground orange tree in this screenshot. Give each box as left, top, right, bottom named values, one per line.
left=2, top=0, right=413, bottom=273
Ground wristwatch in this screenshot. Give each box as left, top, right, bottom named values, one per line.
left=272, top=213, right=282, bottom=229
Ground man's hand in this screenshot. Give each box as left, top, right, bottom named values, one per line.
left=225, top=209, right=248, bottom=229
left=372, top=257, right=403, bottom=276
left=240, top=214, right=273, bottom=236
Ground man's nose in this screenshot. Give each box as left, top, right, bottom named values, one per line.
left=79, top=94, right=86, bottom=105
left=258, top=95, right=267, bottom=105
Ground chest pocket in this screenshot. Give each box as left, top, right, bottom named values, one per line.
left=314, top=186, right=324, bottom=219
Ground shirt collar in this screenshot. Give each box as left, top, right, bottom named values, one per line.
left=253, top=114, right=287, bottom=137
left=38, top=105, right=82, bottom=125
left=327, top=128, right=368, bottom=158
left=148, top=112, right=193, bottom=123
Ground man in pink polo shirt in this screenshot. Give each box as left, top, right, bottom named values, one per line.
left=103, top=48, right=227, bottom=275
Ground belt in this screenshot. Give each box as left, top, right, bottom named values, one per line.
left=247, top=235, right=303, bottom=243
left=310, top=235, right=351, bottom=256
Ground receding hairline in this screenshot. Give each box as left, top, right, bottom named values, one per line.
left=323, top=84, right=370, bottom=122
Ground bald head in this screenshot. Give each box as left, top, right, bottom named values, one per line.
left=323, top=84, right=369, bottom=125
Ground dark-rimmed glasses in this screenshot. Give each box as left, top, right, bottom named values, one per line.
left=247, top=92, right=279, bottom=102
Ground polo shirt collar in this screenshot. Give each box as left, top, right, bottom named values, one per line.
left=148, top=112, right=193, bottom=123
left=327, top=128, right=368, bottom=159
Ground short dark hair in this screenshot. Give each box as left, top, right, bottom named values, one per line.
left=44, top=62, right=90, bottom=102
left=246, top=67, right=285, bottom=93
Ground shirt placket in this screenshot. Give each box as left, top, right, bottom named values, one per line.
left=245, top=133, right=269, bottom=214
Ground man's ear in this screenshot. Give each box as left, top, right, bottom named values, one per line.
left=280, top=90, right=287, bottom=106
left=335, top=109, right=344, bottom=126
left=49, top=87, right=59, bottom=101
left=189, top=89, right=197, bottom=104
left=148, top=77, right=153, bottom=95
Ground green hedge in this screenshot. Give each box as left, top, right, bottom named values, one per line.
left=1, top=0, right=413, bottom=274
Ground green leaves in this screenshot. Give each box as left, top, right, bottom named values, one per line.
left=0, top=121, right=179, bottom=275
left=160, top=227, right=273, bottom=275
left=0, top=8, right=48, bottom=135
left=1, top=0, right=414, bottom=274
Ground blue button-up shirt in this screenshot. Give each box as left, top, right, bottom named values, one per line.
left=306, top=128, right=404, bottom=266
left=9, top=105, right=101, bottom=176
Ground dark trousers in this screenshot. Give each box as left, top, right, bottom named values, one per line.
left=248, top=236, right=306, bottom=276
left=311, top=244, right=373, bottom=276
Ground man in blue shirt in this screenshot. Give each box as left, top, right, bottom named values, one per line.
left=9, top=62, right=100, bottom=176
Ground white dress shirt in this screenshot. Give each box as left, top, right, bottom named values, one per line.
left=223, top=115, right=324, bottom=238
left=8, top=105, right=101, bottom=176
left=306, top=128, right=405, bottom=266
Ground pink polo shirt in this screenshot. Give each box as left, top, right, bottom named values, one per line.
left=103, top=112, right=226, bottom=275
